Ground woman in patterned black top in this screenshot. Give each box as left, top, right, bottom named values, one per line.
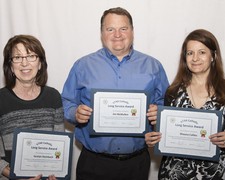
left=145, top=29, right=225, bottom=179
left=0, top=35, right=64, bottom=180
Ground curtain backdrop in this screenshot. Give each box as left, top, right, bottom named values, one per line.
left=1, top=0, right=225, bottom=179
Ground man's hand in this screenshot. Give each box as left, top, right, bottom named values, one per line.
left=75, top=104, right=92, bottom=123
left=146, top=104, right=157, bottom=125
left=145, top=131, right=161, bottom=147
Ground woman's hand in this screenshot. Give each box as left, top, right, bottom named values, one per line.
left=209, top=131, right=225, bottom=148
left=75, top=104, right=92, bottom=123
left=146, top=104, right=158, bottom=125
left=26, top=174, right=42, bottom=180
left=25, top=174, right=56, bottom=180
left=2, top=165, right=10, bottom=177
left=46, top=175, right=57, bottom=180
left=145, top=131, right=161, bottom=147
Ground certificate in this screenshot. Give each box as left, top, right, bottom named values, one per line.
left=154, top=106, right=222, bottom=161
left=10, top=128, right=73, bottom=180
left=89, top=89, right=150, bottom=136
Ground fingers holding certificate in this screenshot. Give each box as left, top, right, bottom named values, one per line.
left=10, top=129, right=73, bottom=180
left=89, top=89, right=150, bottom=136
left=154, top=105, right=223, bottom=162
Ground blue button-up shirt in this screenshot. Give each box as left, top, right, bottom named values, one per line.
left=61, top=47, right=169, bottom=154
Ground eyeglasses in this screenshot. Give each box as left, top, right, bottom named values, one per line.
left=11, top=54, right=38, bottom=63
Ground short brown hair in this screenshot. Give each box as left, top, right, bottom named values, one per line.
left=100, top=7, right=133, bottom=31
left=3, top=34, right=48, bottom=88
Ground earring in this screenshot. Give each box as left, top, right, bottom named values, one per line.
left=211, top=58, right=213, bottom=62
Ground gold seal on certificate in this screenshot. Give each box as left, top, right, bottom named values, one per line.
left=154, top=106, right=222, bottom=161
left=89, top=89, right=150, bottom=136
left=10, top=129, right=73, bottom=179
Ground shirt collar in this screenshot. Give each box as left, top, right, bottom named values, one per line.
left=104, top=47, right=133, bottom=62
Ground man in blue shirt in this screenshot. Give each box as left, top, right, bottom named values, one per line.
left=62, top=7, right=169, bottom=180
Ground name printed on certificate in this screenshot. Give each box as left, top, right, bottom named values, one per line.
left=10, top=129, right=73, bottom=179
left=90, top=89, right=149, bottom=136
left=154, top=106, right=222, bottom=161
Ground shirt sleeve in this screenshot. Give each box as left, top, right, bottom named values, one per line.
left=54, top=107, right=65, bottom=131
left=0, top=159, right=9, bottom=178
left=153, top=63, right=169, bottom=105
left=0, top=135, right=9, bottom=178
left=61, top=64, right=80, bottom=125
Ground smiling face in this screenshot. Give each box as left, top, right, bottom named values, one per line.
left=186, top=40, right=213, bottom=76
left=11, top=43, right=41, bottom=86
left=101, top=13, right=134, bottom=60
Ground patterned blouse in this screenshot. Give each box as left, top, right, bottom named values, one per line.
left=158, top=87, right=225, bottom=180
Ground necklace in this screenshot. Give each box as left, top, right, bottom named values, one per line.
left=189, top=84, right=209, bottom=108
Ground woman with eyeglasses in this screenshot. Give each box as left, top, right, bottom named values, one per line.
left=0, top=35, right=64, bottom=180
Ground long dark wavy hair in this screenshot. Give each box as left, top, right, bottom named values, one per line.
left=166, top=29, right=225, bottom=105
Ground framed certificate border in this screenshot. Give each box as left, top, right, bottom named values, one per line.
left=154, top=105, right=222, bottom=162
left=10, top=128, right=73, bottom=180
left=89, top=89, right=150, bottom=137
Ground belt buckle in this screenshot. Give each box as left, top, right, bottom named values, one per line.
left=115, top=154, right=130, bottom=161
left=116, top=148, right=146, bottom=160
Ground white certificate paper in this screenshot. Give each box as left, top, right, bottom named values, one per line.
left=154, top=106, right=222, bottom=161
left=90, top=89, right=149, bottom=136
left=10, top=129, right=73, bottom=179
